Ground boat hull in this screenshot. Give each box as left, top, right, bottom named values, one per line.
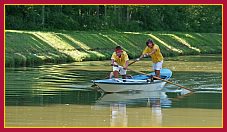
left=96, top=81, right=166, bottom=92
left=93, top=68, right=172, bottom=93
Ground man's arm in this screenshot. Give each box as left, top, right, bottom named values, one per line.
left=124, top=60, right=129, bottom=69
left=144, top=48, right=157, bottom=56
left=111, top=59, right=115, bottom=66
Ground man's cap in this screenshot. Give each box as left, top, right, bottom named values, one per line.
left=115, top=49, right=123, bottom=53
left=115, top=46, right=123, bottom=53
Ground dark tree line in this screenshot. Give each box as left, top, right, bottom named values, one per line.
left=5, top=5, right=222, bottom=33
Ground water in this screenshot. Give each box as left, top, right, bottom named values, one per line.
left=5, top=55, right=222, bottom=127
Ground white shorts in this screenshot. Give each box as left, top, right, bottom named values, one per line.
left=152, top=61, right=163, bottom=70
left=113, top=66, right=127, bottom=75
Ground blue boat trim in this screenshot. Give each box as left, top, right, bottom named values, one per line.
left=93, top=68, right=172, bottom=85
left=93, top=80, right=163, bottom=85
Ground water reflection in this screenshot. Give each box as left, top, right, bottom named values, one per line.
left=149, top=99, right=162, bottom=127
left=94, top=91, right=171, bottom=127
left=110, top=103, right=127, bottom=127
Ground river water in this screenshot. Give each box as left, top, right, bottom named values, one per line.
left=5, top=55, right=222, bottom=127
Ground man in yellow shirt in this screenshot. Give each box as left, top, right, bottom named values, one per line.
left=111, top=46, right=129, bottom=79
left=140, top=39, right=164, bottom=78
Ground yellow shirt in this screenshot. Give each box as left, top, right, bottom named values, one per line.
left=142, top=44, right=163, bottom=63
left=111, top=51, right=129, bottom=66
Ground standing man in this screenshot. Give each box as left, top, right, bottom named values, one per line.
left=111, top=46, right=129, bottom=80
left=140, top=39, right=164, bottom=78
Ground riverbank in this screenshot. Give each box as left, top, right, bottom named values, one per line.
left=5, top=30, right=222, bottom=67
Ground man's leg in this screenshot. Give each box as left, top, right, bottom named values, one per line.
left=121, top=75, right=126, bottom=82
left=113, top=66, right=120, bottom=78
left=113, top=71, right=119, bottom=78
left=155, top=70, right=160, bottom=78
left=119, top=67, right=127, bottom=82
left=122, top=75, right=126, bottom=79
left=153, top=61, right=163, bottom=78
left=109, top=72, right=114, bottom=79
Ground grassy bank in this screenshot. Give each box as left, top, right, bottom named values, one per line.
left=5, top=30, right=222, bottom=67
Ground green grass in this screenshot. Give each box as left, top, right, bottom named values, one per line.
left=5, top=30, right=222, bottom=67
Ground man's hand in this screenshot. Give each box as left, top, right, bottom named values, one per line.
left=144, top=53, right=150, bottom=57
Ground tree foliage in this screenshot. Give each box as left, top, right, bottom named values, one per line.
left=5, top=5, right=222, bottom=33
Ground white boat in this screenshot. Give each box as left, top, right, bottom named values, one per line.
left=92, top=68, right=172, bottom=93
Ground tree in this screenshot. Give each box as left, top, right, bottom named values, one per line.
left=5, top=5, right=222, bottom=33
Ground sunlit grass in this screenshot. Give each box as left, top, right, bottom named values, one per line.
left=5, top=30, right=222, bottom=67
left=123, top=32, right=141, bottom=34
left=148, top=34, right=183, bottom=53
left=60, top=33, right=90, bottom=50
left=99, top=33, right=119, bottom=46
left=185, top=34, right=195, bottom=38
left=162, top=34, right=201, bottom=52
